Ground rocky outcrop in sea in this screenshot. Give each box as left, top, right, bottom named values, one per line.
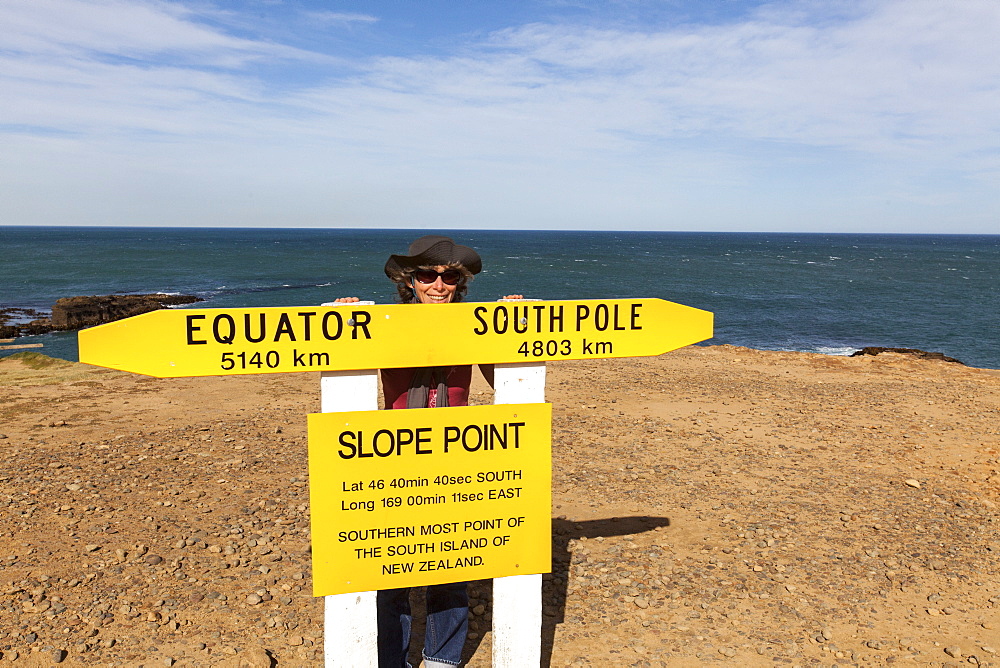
left=849, top=346, right=965, bottom=365
left=0, top=294, right=202, bottom=339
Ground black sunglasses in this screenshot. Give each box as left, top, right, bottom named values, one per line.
left=413, top=269, right=462, bottom=285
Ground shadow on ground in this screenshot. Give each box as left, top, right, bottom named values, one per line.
left=400, top=515, right=670, bottom=666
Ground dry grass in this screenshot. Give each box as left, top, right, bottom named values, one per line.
left=0, top=352, right=124, bottom=387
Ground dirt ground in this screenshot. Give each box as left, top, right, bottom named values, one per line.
left=1, top=346, right=998, bottom=667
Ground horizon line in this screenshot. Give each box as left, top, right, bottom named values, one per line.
left=2, top=224, right=998, bottom=238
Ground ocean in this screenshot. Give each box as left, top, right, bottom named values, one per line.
left=1, top=227, right=998, bottom=369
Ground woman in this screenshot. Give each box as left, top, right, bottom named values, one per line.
left=337, top=235, right=519, bottom=668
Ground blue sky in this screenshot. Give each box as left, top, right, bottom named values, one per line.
left=2, top=0, right=999, bottom=233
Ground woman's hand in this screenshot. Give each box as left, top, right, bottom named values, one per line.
left=331, top=297, right=360, bottom=303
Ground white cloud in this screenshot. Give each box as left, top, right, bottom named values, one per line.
left=0, top=0, right=334, bottom=137
left=0, top=0, right=289, bottom=63
left=304, top=11, right=378, bottom=25
left=340, top=0, right=1000, bottom=158
left=1, top=0, right=998, bottom=231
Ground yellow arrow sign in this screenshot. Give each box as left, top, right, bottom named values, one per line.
left=78, top=298, right=712, bottom=377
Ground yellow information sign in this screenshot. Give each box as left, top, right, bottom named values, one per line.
left=308, top=403, right=552, bottom=596
left=78, top=298, right=713, bottom=377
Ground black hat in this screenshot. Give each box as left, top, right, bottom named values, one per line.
left=384, top=235, right=482, bottom=278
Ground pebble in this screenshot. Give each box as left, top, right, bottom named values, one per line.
left=246, top=593, right=263, bottom=605
left=240, top=646, right=274, bottom=666
left=945, top=646, right=962, bottom=658
left=904, top=479, right=922, bottom=488
left=145, top=554, right=163, bottom=565
left=85, top=544, right=100, bottom=552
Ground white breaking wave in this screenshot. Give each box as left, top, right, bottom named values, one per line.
left=810, top=346, right=858, bottom=357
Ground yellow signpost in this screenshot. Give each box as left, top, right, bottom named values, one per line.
left=77, top=296, right=714, bottom=666
left=308, top=403, right=552, bottom=596
left=77, top=298, right=713, bottom=377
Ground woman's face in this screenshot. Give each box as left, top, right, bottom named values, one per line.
left=411, top=265, right=460, bottom=304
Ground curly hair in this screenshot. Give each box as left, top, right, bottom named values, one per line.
left=389, top=262, right=474, bottom=303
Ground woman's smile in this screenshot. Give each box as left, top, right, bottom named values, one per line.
left=413, top=265, right=459, bottom=304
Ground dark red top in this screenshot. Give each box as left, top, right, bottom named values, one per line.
left=381, top=366, right=473, bottom=409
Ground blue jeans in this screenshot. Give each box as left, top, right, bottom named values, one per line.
left=377, top=582, right=469, bottom=667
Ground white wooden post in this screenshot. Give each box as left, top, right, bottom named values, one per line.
left=320, top=299, right=381, bottom=667
left=321, top=367, right=380, bottom=667
left=491, top=361, right=546, bottom=667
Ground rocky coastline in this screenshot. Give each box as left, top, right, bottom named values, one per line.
left=0, top=294, right=202, bottom=339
